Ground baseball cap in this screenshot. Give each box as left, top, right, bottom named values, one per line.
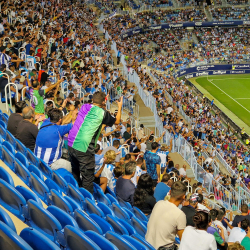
left=189, top=193, right=199, bottom=203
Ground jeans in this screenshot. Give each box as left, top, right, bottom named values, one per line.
left=68, top=146, right=95, bottom=194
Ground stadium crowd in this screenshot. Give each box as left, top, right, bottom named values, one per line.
left=1, top=0, right=250, bottom=249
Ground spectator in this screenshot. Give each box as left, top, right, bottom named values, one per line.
left=146, top=181, right=187, bottom=249
left=7, top=100, right=26, bottom=137
left=133, top=173, right=156, bottom=215
left=232, top=204, right=250, bottom=227
left=181, top=193, right=199, bottom=227
left=123, top=126, right=131, bottom=140
left=213, top=210, right=229, bottom=243
left=197, top=194, right=210, bottom=212
left=102, top=139, right=121, bottom=163
left=228, top=219, right=249, bottom=246
left=131, top=157, right=144, bottom=187
left=16, top=106, right=43, bottom=151
left=229, top=243, right=245, bottom=250
left=68, top=92, right=123, bottom=193
left=154, top=173, right=171, bottom=202
left=144, top=141, right=161, bottom=186
left=179, top=211, right=217, bottom=250
left=241, top=220, right=250, bottom=249
left=116, top=161, right=136, bottom=205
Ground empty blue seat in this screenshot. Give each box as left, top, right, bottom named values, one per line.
left=44, top=178, right=62, bottom=194
left=96, top=189, right=111, bottom=206
left=97, top=202, right=115, bottom=217
left=2, top=146, right=15, bottom=170
left=47, top=206, right=79, bottom=229
left=0, top=221, right=33, bottom=250
left=79, top=187, right=95, bottom=202
left=106, top=186, right=117, bottom=197
left=0, top=135, right=3, bottom=145
left=64, top=196, right=82, bottom=211
left=50, top=189, right=73, bottom=215
left=0, top=120, right=6, bottom=129
left=55, top=168, right=79, bottom=188
left=67, top=184, right=86, bottom=209
left=117, top=196, right=133, bottom=211
left=133, top=207, right=148, bottom=222
left=89, top=214, right=114, bottom=234
left=74, top=209, right=103, bottom=235
left=0, top=166, right=14, bottom=186
left=131, top=216, right=147, bottom=237
left=29, top=172, right=50, bottom=203
left=0, top=206, right=16, bottom=232
left=85, top=231, right=119, bottom=250
left=118, top=219, right=137, bottom=235
left=39, top=159, right=53, bottom=179
left=123, top=207, right=135, bottom=218
left=0, top=179, right=26, bottom=221
left=6, top=130, right=16, bottom=148
left=27, top=149, right=39, bottom=167
left=16, top=139, right=27, bottom=156
left=20, top=227, right=61, bottom=250
left=51, top=172, right=68, bottom=193
left=105, top=231, right=137, bottom=250
left=112, top=202, right=130, bottom=221
left=64, top=225, right=102, bottom=250
left=106, top=214, right=129, bottom=235
left=3, top=140, right=15, bottom=155
left=26, top=200, right=62, bottom=244
left=2, top=113, right=9, bottom=124
left=15, top=152, right=29, bottom=168
left=0, top=125, right=6, bottom=139
left=14, top=159, right=31, bottom=185
left=123, top=235, right=149, bottom=250
left=28, top=165, right=44, bottom=180
left=15, top=186, right=43, bottom=207
left=85, top=198, right=105, bottom=218
left=131, top=234, right=155, bottom=250
left=106, top=193, right=118, bottom=204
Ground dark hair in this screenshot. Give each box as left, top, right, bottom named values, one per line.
left=168, top=161, right=174, bottom=169
left=193, top=211, right=211, bottom=230
left=241, top=218, right=250, bottom=231
left=125, top=154, right=131, bottom=161
left=217, top=210, right=224, bottom=221
left=48, top=108, right=63, bottom=123
left=93, top=91, right=106, bottom=105
left=114, top=166, right=123, bottom=178
left=149, top=135, right=154, bottom=141
left=68, top=92, right=74, bottom=99
left=15, top=101, right=26, bottom=113
left=113, top=140, right=120, bottom=147
left=210, top=209, right=218, bottom=221
left=170, top=181, right=187, bottom=200
left=95, top=144, right=100, bottom=153
left=161, top=174, right=170, bottom=183
left=220, top=207, right=226, bottom=214
left=134, top=174, right=154, bottom=210
left=137, top=157, right=143, bottom=164
left=124, top=161, right=136, bottom=175
left=32, top=80, right=39, bottom=88
left=151, top=142, right=159, bottom=150
left=241, top=204, right=248, bottom=213
left=197, top=194, right=203, bottom=204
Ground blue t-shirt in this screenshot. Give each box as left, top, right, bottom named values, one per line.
left=143, top=151, right=161, bottom=180
left=154, top=182, right=170, bottom=202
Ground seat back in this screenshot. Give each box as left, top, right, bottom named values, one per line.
left=85, top=231, right=119, bottom=250
left=15, top=139, right=27, bottom=156
left=2, top=146, right=15, bottom=171
left=105, top=231, right=137, bottom=250
left=133, top=207, right=148, bottom=222
left=28, top=165, right=44, bottom=180
left=39, top=159, right=53, bottom=179
left=29, top=173, right=50, bottom=203
left=52, top=172, right=68, bottom=193
left=0, top=120, right=6, bottom=129
left=0, top=179, right=26, bottom=220
left=47, top=206, right=78, bottom=229
left=64, top=225, right=102, bottom=250
left=79, top=187, right=95, bottom=202
left=67, top=184, right=86, bottom=209
left=97, top=202, right=115, bottom=217
left=6, top=131, right=16, bottom=149
left=14, top=159, right=30, bottom=185
left=131, top=216, right=147, bottom=237
left=15, top=152, right=29, bottom=168
left=106, top=214, right=129, bottom=236
left=122, top=235, right=149, bottom=250
left=0, top=135, right=3, bottom=145
left=20, top=227, right=61, bottom=250
left=3, top=140, right=15, bottom=155
left=0, top=166, right=14, bottom=186
left=96, top=189, right=111, bottom=206
left=118, top=219, right=137, bottom=235
left=74, top=209, right=103, bottom=235
left=64, top=196, right=82, bottom=211
left=50, top=189, right=73, bottom=215
left=27, top=200, right=62, bottom=242
left=26, top=149, right=39, bottom=167
left=89, top=214, right=114, bottom=234
left=55, top=169, right=79, bottom=188
left=106, top=186, right=117, bottom=198
left=85, top=198, right=105, bottom=218
left=117, top=196, right=133, bottom=210
left=0, top=222, right=32, bottom=250
left=131, top=234, right=155, bottom=250
left=0, top=206, right=16, bottom=232
left=0, top=125, right=6, bottom=139
left=106, top=193, right=118, bottom=204
left=44, top=178, right=62, bottom=194
left=112, top=202, right=130, bottom=221
left=2, top=113, right=9, bottom=124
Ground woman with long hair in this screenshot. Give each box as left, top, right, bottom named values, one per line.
left=179, top=211, right=217, bottom=250
left=133, top=174, right=156, bottom=215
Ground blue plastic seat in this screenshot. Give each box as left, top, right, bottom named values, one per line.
left=6, top=130, right=16, bottom=148
left=131, top=234, right=155, bottom=250
left=85, top=198, right=105, bottom=218
left=0, top=135, right=3, bottom=145
left=28, top=165, right=44, bottom=180
left=105, top=231, right=137, bottom=250
left=0, top=221, right=33, bottom=250
left=85, top=231, right=119, bottom=250
left=39, top=159, right=53, bottom=179
left=0, top=166, right=14, bottom=186
left=79, top=187, right=95, bottom=202
left=106, top=214, right=129, bottom=235
left=112, top=202, right=130, bottom=221
left=64, top=196, right=82, bottom=211
left=64, top=225, right=102, bottom=250
left=133, top=207, right=148, bottom=222
left=118, top=219, right=137, bottom=235
left=2, top=113, right=9, bottom=124
left=16, top=139, right=27, bottom=156
left=0, top=120, right=6, bottom=129
left=67, top=184, right=86, bottom=209
left=106, top=186, right=117, bottom=197
left=0, top=125, right=6, bottom=139
left=89, top=214, right=114, bottom=234
left=131, top=216, right=147, bottom=237
left=20, top=227, right=61, bottom=250
left=2, top=145, right=15, bottom=171
left=15, top=152, right=29, bottom=168
left=123, top=235, right=149, bottom=250
left=14, top=159, right=31, bottom=185
left=50, top=189, right=73, bottom=215
left=52, top=172, right=68, bottom=193
left=27, top=149, right=39, bottom=167
left=106, top=193, right=118, bottom=204
left=44, top=178, right=62, bottom=194
left=3, top=141, right=15, bottom=155
left=117, top=196, right=133, bottom=211
left=0, top=206, right=16, bottom=232
left=123, top=207, right=135, bottom=218
left=55, top=169, right=79, bottom=188
left=47, top=206, right=79, bottom=229
left=97, top=202, right=115, bottom=217
left=96, top=189, right=111, bottom=206
left=29, top=172, right=50, bottom=203
left=74, top=209, right=103, bottom=235
left=26, top=200, right=62, bottom=244
left=15, top=186, right=43, bottom=207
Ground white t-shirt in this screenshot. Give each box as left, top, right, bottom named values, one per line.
left=179, top=226, right=217, bottom=250
left=146, top=200, right=186, bottom=249
left=179, top=167, right=187, bottom=177
left=131, top=166, right=142, bottom=187
left=101, top=164, right=116, bottom=191
left=228, top=227, right=246, bottom=244
left=213, top=220, right=228, bottom=242
left=140, top=143, right=146, bottom=153
left=197, top=203, right=210, bottom=213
